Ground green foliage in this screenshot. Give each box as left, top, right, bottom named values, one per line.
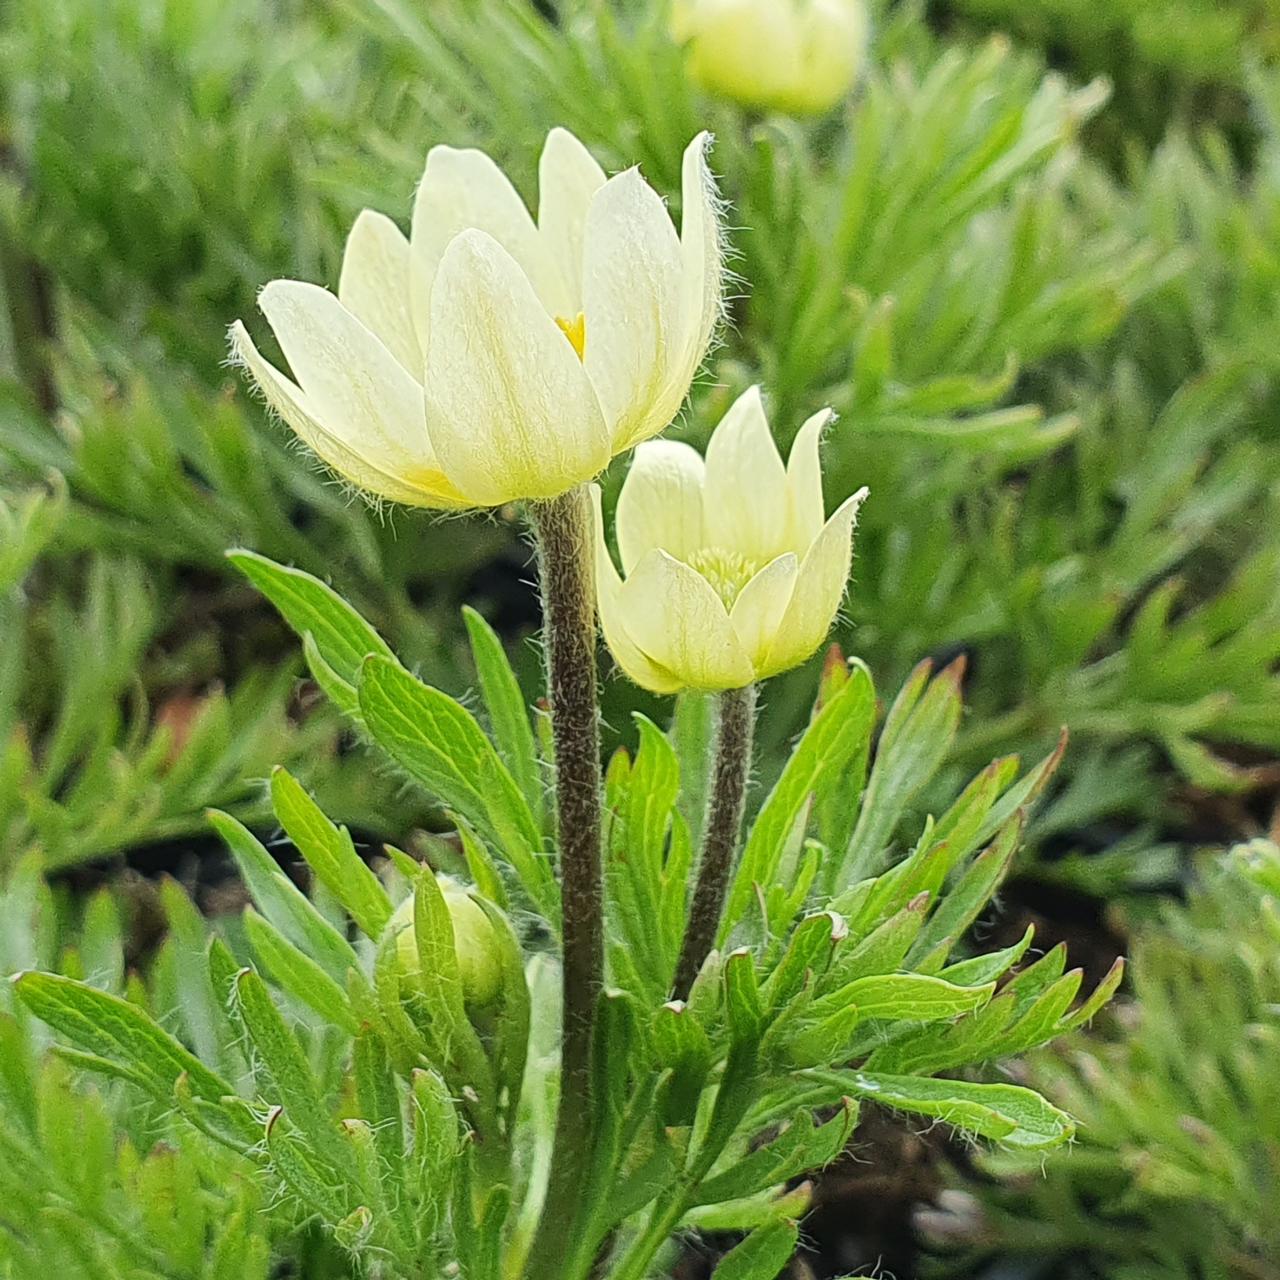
left=7, top=566, right=1107, bottom=1278
left=928, top=839, right=1280, bottom=1279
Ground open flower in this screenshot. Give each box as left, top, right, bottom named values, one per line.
left=594, top=386, right=868, bottom=693
left=230, top=128, right=722, bottom=508
left=671, top=0, right=868, bottom=117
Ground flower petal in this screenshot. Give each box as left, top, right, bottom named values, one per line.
left=338, top=210, right=420, bottom=375
left=619, top=549, right=755, bottom=691
left=591, top=487, right=685, bottom=695
left=581, top=168, right=687, bottom=452
left=730, top=553, right=798, bottom=672
left=702, top=386, right=789, bottom=562
left=425, top=229, right=610, bottom=506
left=785, top=407, right=833, bottom=554
left=255, top=280, right=454, bottom=484
left=761, top=486, right=868, bottom=676
left=678, top=131, right=723, bottom=376
left=538, top=127, right=607, bottom=316
left=411, top=145, right=554, bottom=349
left=615, top=440, right=706, bottom=574
left=229, top=320, right=464, bottom=507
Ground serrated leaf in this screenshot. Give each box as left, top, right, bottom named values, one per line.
left=710, top=1220, right=800, bottom=1280
left=209, top=809, right=358, bottom=985
left=270, top=768, right=392, bottom=940
left=13, top=971, right=233, bottom=1104
left=725, top=664, right=875, bottom=936
left=810, top=1068, right=1075, bottom=1148
left=358, top=656, right=553, bottom=918
left=227, top=550, right=393, bottom=686
left=463, top=605, right=544, bottom=825
left=243, top=907, right=358, bottom=1034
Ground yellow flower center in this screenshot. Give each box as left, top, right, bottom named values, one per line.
left=686, top=547, right=763, bottom=609
left=555, top=311, right=587, bottom=360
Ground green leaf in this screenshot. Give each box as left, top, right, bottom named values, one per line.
left=243, top=907, right=358, bottom=1034
left=232, top=967, right=351, bottom=1171
left=710, top=1221, right=800, bottom=1280
left=809, top=972, right=995, bottom=1024
left=909, top=814, right=1024, bottom=971
left=357, top=656, right=553, bottom=918
left=810, top=1069, right=1075, bottom=1148
left=13, top=971, right=232, bottom=1104
left=697, top=1101, right=857, bottom=1205
left=463, top=605, right=543, bottom=824
left=269, top=767, right=392, bottom=941
left=725, top=664, right=875, bottom=937
left=208, top=809, right=359, bottom=985
left=227, top=550, right=394, bottom=687
left=837, top=658, right=965, bottom=887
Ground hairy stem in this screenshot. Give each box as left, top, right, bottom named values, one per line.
left=673, top=684, right=757, bottom=998
left=524, top=486, right=605, bottom=1280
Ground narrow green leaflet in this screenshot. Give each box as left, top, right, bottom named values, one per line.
left=232, top=968, right=351, bottom=1171
left=724, top=665, right=875, bottom=937
left=807, top=972, right=995, bottom=1024
left=12, top=971, right=232, bottom=1104
left=358, top=656, right=553, bottom=918
left=463, top=605, right=544, bottom=824
left=270, top=767, right=392, bottom=940
left=837, top=659, right=966, bottom=888
left=208, top=809, right=359, bottom=984
left=709, top=1220, right=800, bottom=1280
left=808, top=1069, right=1075, bottom=1148
left=227, top=550, right=394, bottom=688
left=243, top=907, right=358, bottom=1034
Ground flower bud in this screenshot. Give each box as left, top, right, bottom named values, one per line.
left=389, top=879, right=504, bottom=1010
left=672, top=0, right=868, bottom=117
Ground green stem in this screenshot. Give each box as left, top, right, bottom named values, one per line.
left=672, top=684, right=757, bottom=997
left=524, top=486, right=605, bottom=1280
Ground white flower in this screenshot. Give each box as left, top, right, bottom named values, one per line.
left=230, top=128, right=723, bottom=508
left=672, top=0, right=868, bottom=117
left=594, top=386, right=868, bottom=693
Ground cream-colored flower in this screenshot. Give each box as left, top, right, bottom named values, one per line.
left=671, top=0, right=867, bottom=117
left=230, top=128, right=722, bottom=508
left=594, top=386, right=868, bottom=693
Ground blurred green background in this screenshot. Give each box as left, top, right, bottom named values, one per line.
left=1, top=0, right=1277, bottom=1275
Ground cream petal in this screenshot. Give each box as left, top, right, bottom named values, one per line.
left=591, top=488, right=685, bottom=695
left=424, top=229, right=611, bottom=506
left=538, top=127, right=607, bottom=316
left=729, top=553, right=799, bottom=672
left=256, top=280, right=441, bottom=476
left=702, top=386, right=789, bottom=562
left=581, top=168, right=687, bottom=452
left=338, top=210, right=420, bottom=375
left=761, top=486, right=868, bottom=677
left=785, top=407, right=833, bottom=555
left=229, top=320, right=465, bottom=508
left=677, top=131, right=723, bottom=377
left=615, top=440, right=707, bottom=575
left=619, top=549, right=755, bottom=691
left=410, top=145, right=554, bottom=349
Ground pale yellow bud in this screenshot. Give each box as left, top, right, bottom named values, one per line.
left=230, top=128, right=724, bottom=508
left=593, top=386, right=868, bottom=693
left=672, top=0, right=868, bottom=116
left=389, top=880, right=504, bottom=1010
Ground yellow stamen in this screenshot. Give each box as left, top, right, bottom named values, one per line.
left=686, top=547, right=763, bottom=610
left=555, top=311, right=587, bottom=360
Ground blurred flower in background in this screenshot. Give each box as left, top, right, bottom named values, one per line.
left=670, top=0, right=868, bottom=115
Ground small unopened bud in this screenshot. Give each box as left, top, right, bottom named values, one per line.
left=388, top=879, right=504, bottom=1010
